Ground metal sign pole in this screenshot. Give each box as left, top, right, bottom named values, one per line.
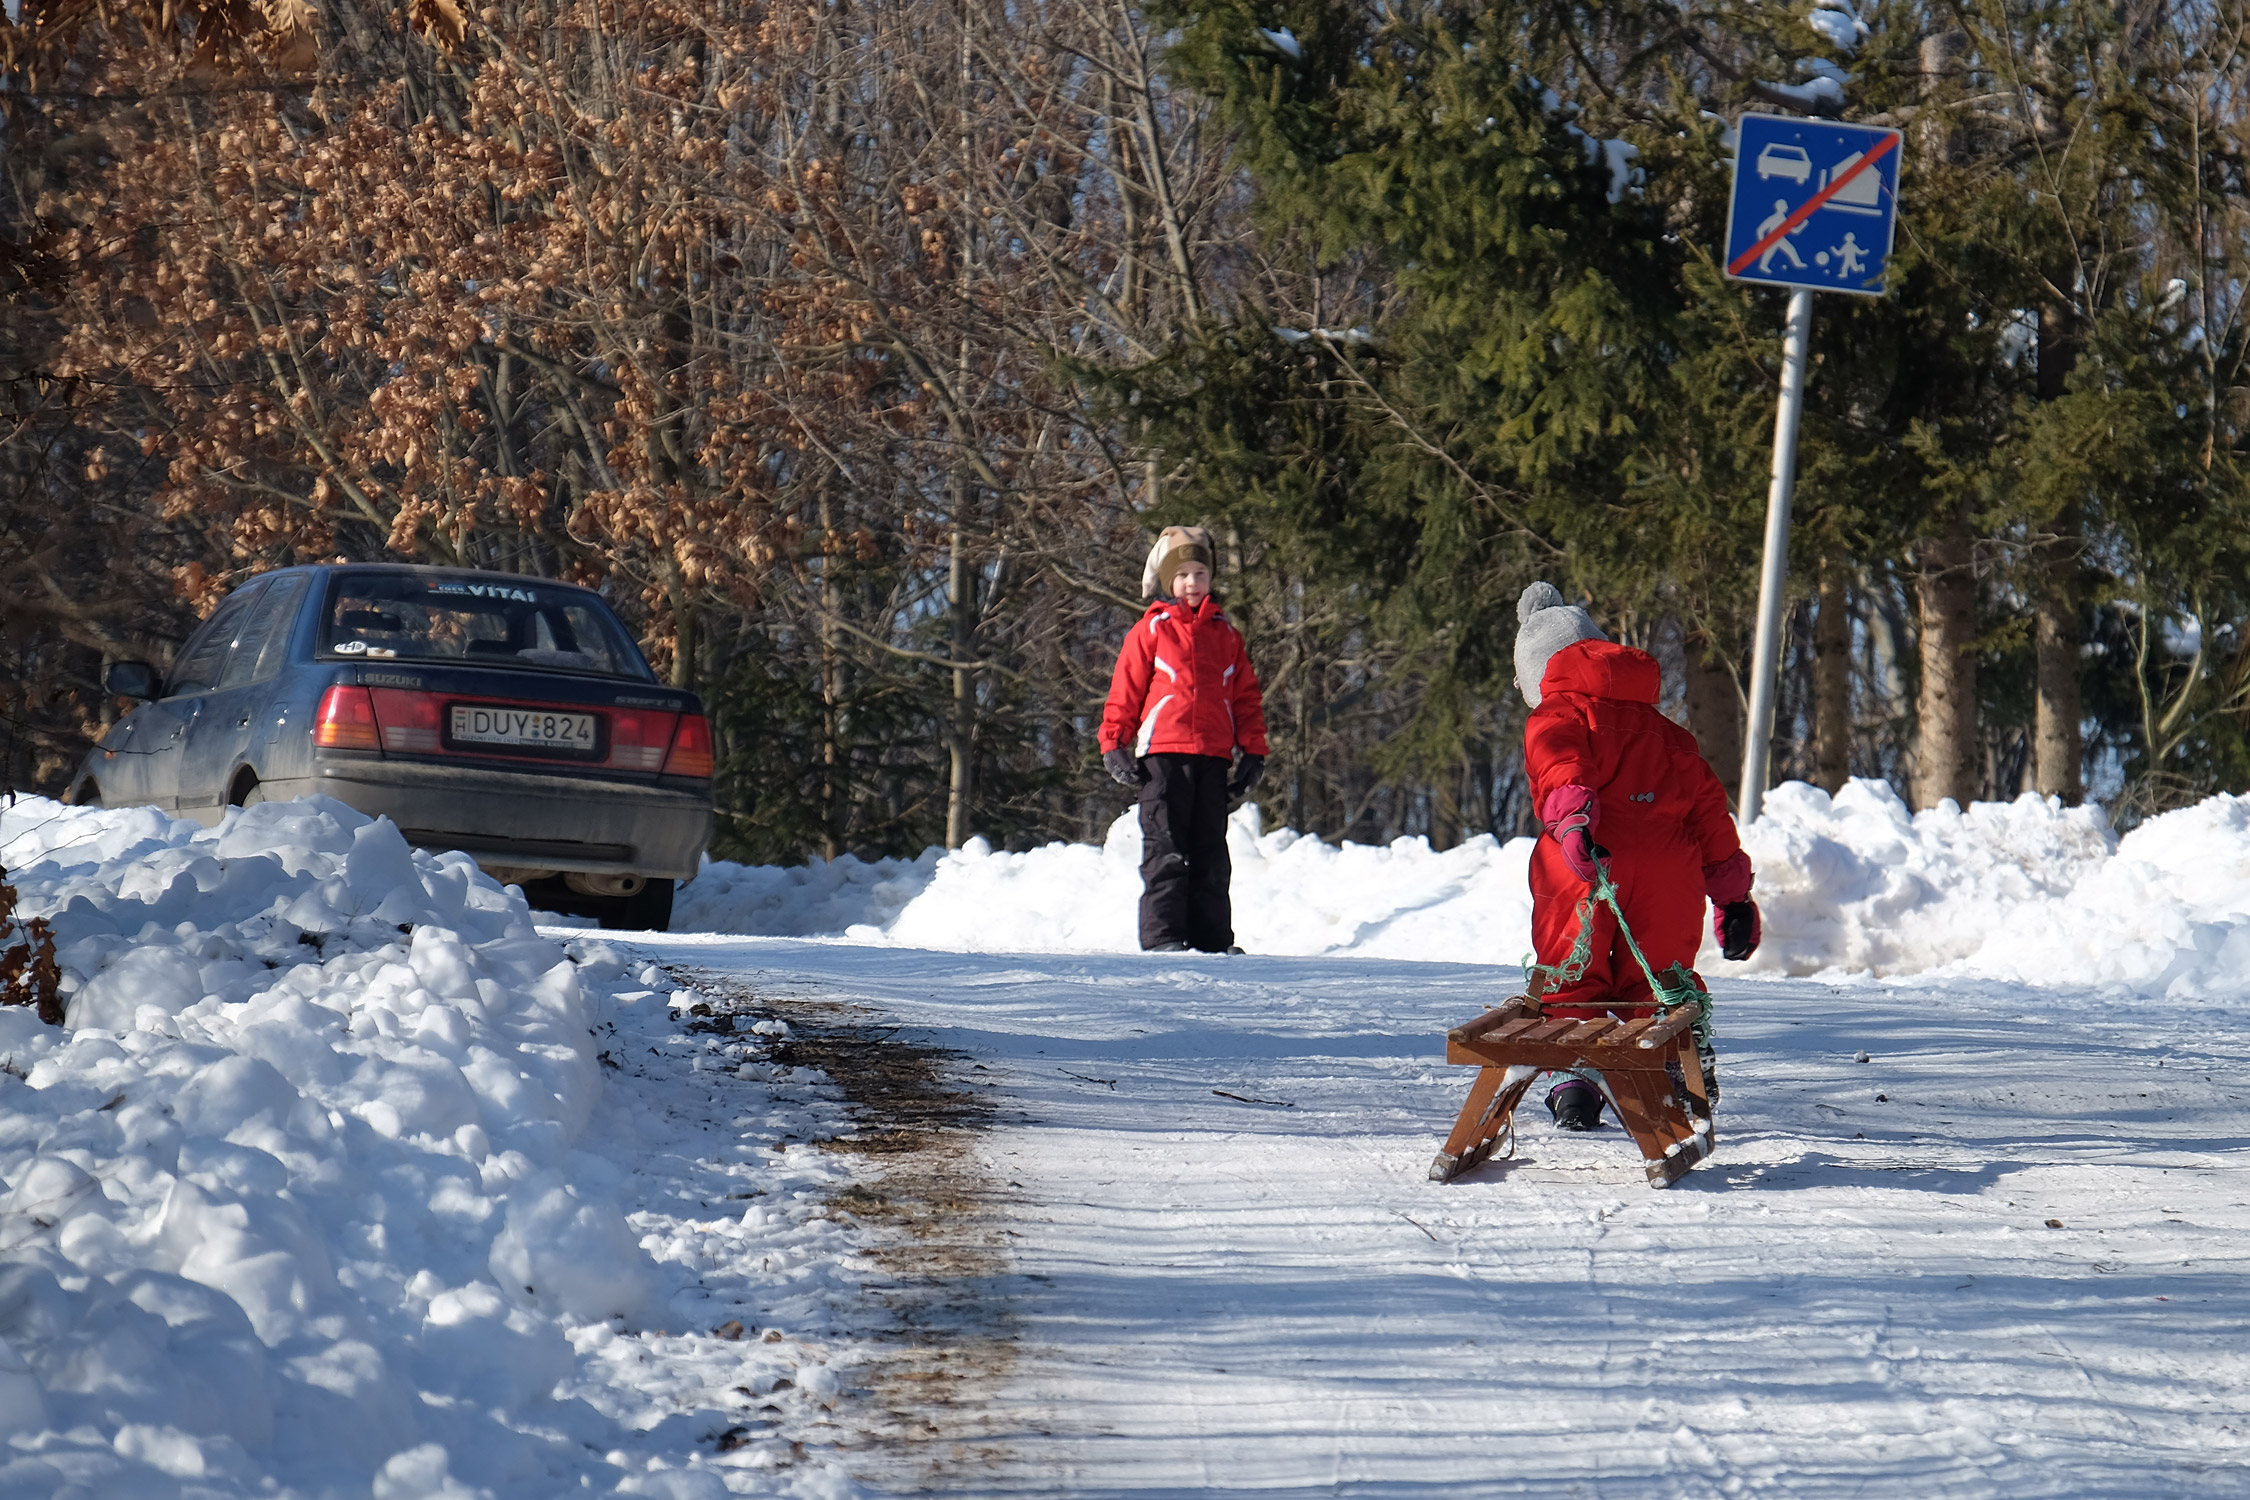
left=1737, top=285, right=1815, bottom=825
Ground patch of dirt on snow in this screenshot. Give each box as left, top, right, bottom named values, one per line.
left=673, top=971, right=1018, bottom=1492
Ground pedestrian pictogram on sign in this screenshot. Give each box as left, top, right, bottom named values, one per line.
left=1724, top=114, right=1902, bottom=297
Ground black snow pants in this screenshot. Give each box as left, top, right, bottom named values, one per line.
left=1138, top=752, right=1234, bottom=952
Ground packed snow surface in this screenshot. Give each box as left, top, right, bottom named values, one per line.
left=682, top=778, right=2249, bottom=996
left=631, top=932, right=2250, bottom=1496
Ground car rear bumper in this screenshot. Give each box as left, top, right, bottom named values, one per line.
left=265, top=758, right=712, bottom=880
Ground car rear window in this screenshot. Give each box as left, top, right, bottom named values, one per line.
left=319, top=573, right=654, bottom=681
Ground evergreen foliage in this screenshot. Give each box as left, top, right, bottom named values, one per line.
left=1128, top=0, right=2250, bottom=820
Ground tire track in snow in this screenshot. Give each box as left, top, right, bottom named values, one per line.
left=665, top=966, right=1023, bottom=1494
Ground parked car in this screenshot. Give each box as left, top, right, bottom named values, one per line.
left=71, top=565, right=712, bottom=930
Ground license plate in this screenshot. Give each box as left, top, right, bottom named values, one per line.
left=449, top=704, right=598, bottom=752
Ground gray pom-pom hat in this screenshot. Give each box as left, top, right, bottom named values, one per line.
left=1513, top=582, right=1607, bottom=708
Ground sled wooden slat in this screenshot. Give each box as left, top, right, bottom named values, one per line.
left=1447, top=999, right=1537, bottom=1046
left=1606, top=1016, right=1662, bottom=1047
left=1430, top=992, right=1717, bottom=1189
left=1635, top=1008, right=1703, bottom=1049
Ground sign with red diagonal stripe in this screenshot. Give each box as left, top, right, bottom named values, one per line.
left=1723, top=114, right=1903, bottom=297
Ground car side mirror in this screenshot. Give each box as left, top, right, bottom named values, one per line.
left=105, top=661, right=160, bottom=700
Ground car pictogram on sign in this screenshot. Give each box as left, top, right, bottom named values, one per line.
left=1755, top=143, right=1813, bottom=183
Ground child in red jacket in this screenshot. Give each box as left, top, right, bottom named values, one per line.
left=1514, top=582, right=1761, bottom=1130
left=1099, top=526, right=1270, bottom=953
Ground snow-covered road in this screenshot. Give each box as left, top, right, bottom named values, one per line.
left=637, top=935, right=2250, bottom=1498
left=8, top=789, right=2250, bottom=1497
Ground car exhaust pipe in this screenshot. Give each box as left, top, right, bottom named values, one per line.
left=564, top=872, right=646, bottom=899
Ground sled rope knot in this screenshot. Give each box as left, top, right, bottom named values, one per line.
left=1434, top=856, right=1719, bottom=1189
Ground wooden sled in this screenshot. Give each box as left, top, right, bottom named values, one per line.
left=1429, top=981, right=1716, bottom=1189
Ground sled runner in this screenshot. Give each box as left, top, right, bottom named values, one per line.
left=1429, top=856, right=1718, bottom=1188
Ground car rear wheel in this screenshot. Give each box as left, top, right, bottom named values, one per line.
left=70, top=780, right=101, bottom=807
left=230, top=773, right=267, bottom=808
left=613, top=877, right=675, bottom=933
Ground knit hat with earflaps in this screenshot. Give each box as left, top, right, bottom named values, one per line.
left=1141, top=525, right=1217, bottom=598
left=1514, top=582, right=1607, bottom=708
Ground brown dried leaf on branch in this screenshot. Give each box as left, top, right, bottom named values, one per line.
left=0, top=870, right=63, bottom=1028
left=405, top=0, right=466, bottom=52
left=10, top=0, right=1222, bottom=850
left=3, top=0, right=315, bottom=79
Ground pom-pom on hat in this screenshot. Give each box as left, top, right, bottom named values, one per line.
left=1514, top=582, right=1607, bottom=708
left=1141, top=525, right=1217, bottom=598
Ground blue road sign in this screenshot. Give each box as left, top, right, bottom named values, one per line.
left=1724, top=113, right=1902, bottom=297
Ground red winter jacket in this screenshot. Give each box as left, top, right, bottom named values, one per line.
left=1525, top=639, right=1744, bottom=1010
left=1525, top=639, right=1740, bottom=873
left=1099, top=597, right=1270, bottom=759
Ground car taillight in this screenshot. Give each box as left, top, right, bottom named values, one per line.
left=312, top=685, right=380, bottom=750
left=663, top=713, right=713, bottom=778
left=367, top=688, right=442, bottom=753
left=607, top=708, right=677, bottom=772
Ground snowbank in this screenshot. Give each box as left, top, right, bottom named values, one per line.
left=679, top=779, right=2250, bottom=1000
left=675, top=846, right=940, bottom=938
left=1744, top=779, right=2250, bottom=999
left=1734, top=778, right=2117, bottom=980
left=0, top=797, right=819, bottom=1498
left=687, top=809, right=1539, bottom=965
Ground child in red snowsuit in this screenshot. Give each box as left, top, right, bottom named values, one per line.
left=1514, top=583, right=1761, bottom=1129
left=1099, top=526, right=1270, bottom=953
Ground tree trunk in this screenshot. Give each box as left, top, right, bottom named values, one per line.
left=2033, top=301, right=2083, bottom=804
left=1813, top=560, right=1852, bottom=793
left=2034, top=580, right=2082, bottom=803
left=945, top=522, right=975, bottom=849
left=1915, top=524, right=1979, bottom=809
left=1684, top=630, right=1743, bottom=810
left=1429, top=757, right=1460, bottom=852
left=1911, top=30, right=1979, bottom=800
left=666, top=571, right=697, bottom=692
left=818, top=488, right=844, bottom=861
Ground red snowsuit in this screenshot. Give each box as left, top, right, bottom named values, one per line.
left=1526, top=640, right=1743, bottom=1014
left=1098, top=598, right=1270, bottom=760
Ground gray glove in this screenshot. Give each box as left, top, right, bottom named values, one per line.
left=1103, top=747, right=1149, bottom=786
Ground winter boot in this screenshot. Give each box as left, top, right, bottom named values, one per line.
left=1545, top=1078, right=1604, bottom=1131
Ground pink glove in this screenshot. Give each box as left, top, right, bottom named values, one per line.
left=1540, top=784, right=1600, bottom=883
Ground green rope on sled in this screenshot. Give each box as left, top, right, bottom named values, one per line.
left=1522, top=859, right=1715, bottom=1046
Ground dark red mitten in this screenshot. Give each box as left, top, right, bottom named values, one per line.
left=1702, top=849, right=1754, bottom=906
